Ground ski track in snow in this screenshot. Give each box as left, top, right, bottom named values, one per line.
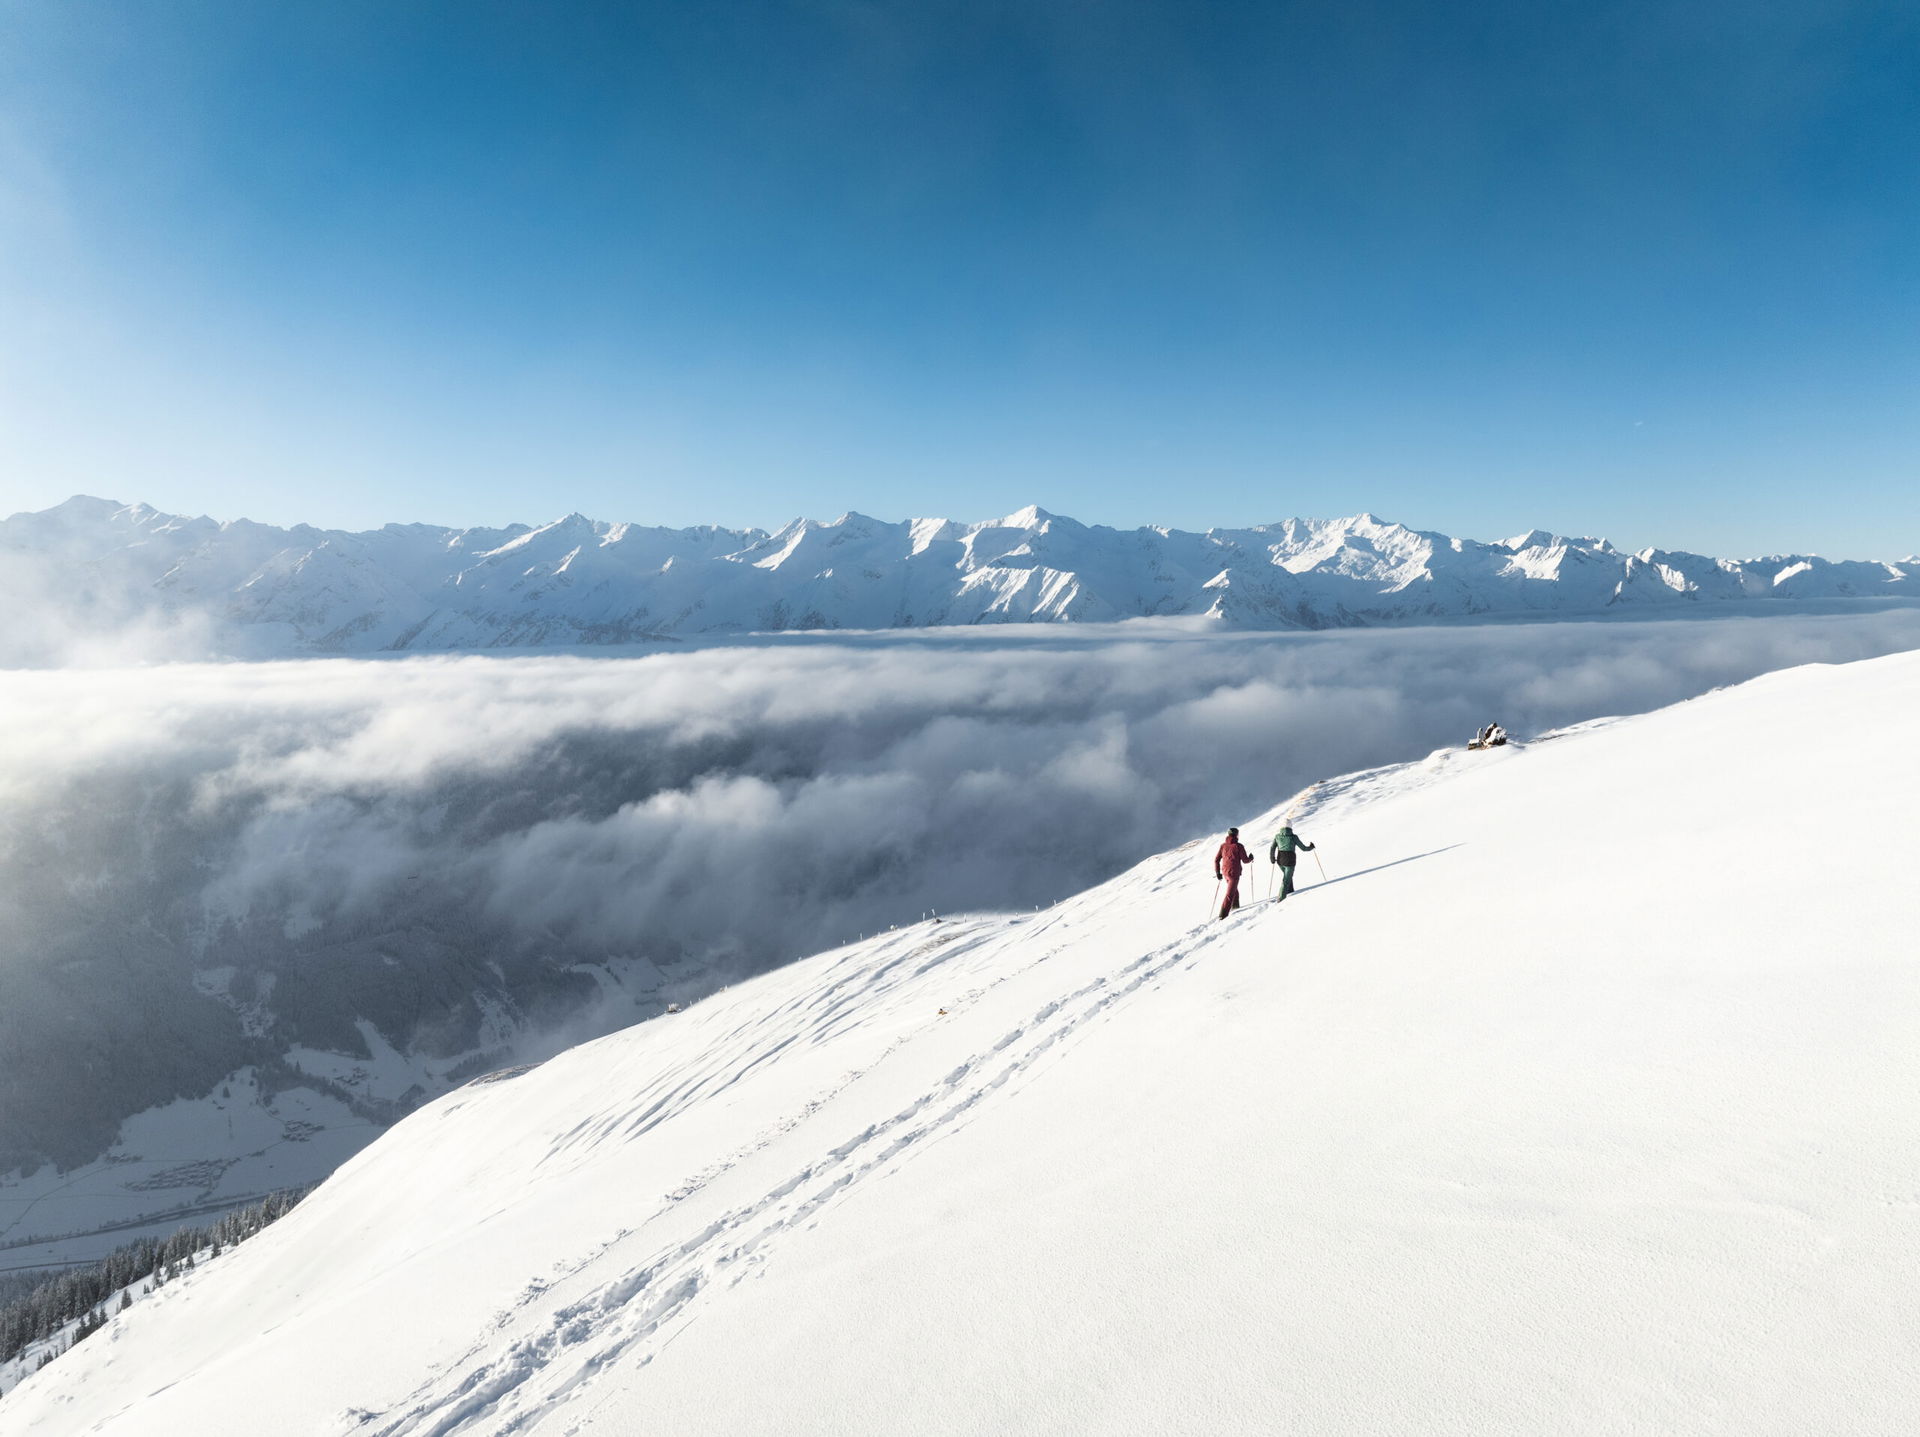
left=352, top=916, right=1237, bottom=1437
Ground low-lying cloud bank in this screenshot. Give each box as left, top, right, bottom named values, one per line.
left=3, top=610, right=1918, bottom=1170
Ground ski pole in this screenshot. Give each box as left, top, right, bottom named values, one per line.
left=1207, top=877, right=1222, bottom=920
left=1312, top=850, right=1328, bottom=883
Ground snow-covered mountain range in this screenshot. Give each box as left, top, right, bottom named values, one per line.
left=8, top=648, right=1916, bottom=1433
left=5, top=495, right=1915, bottom=660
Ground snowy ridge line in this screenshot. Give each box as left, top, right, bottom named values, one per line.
left=355, top=921, right=1235, bottom=1437
left=5, top=495, right=1917, bottom=661
left=1247, top=731, right=1536, bottom=841
left=1043, top=737, right=1501, bottom=920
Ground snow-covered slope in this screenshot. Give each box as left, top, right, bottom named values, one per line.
left=4, top=496, right=1914, bottom=660
left=9, top=648, right=1917, bottom=1434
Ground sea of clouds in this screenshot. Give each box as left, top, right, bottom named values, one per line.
left=6, top=609, right=1919, bottom=979
left=5, top=609, right=1920, bottom=1169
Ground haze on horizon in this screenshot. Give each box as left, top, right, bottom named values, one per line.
left=1, top=0, right=1915, bottom=558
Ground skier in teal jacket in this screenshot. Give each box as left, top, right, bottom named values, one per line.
left=1269, top=824, right=1315, bottom=900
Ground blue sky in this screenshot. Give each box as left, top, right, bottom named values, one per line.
left=1, top=0, right=1914, bottom=556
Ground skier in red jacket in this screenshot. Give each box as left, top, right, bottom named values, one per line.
left=1214, top=827, right=1253, bottom=919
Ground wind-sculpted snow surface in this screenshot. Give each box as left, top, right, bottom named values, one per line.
left=4, top=611, right=1920, bottom=1264
left=3, top=495, right=1916, bottom=662
left=7, top=648, right=1918, bottom=1435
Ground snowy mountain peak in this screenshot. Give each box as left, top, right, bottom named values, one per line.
left=1503, top=527, right=1561, bottom=550
left=907, top=515, right=961, bottom=551
left=50, top=493, right=128, bottom=519
left=995, top=503, right=1056, bottom=528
